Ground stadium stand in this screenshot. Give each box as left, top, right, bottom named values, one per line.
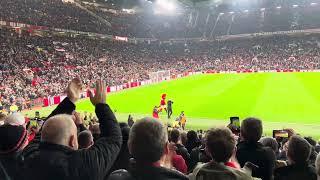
left=1, top=26, right=320, bottom=110
left=0, top=0, right=111, bottom=34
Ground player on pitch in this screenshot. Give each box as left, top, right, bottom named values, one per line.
left=167, top=100, right=173, bottom=119
left=152, top=105, right=160, bottom=119
left=176, top=111, right=186, bottom=130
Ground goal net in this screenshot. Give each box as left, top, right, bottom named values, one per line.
left=149, top=70, right=171, bottom=83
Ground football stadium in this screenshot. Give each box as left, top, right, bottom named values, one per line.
left=2, top=0, right=320, bottom=179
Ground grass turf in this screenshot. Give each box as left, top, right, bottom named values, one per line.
left=25, top=72, right=320, bottom=140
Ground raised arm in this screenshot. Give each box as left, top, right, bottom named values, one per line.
left=47, top=97, right=76, bottom=119
left=47, top=78, right=83, bottom=119
left=23, top=78, right=83, bottom=156
left=78, top=80, right=122, bottom=180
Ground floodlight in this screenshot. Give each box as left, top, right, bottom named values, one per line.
left=260, top=8, right=265, bottom=11
left=311, top=2, right=317, bottom=6
left=293, top=4, right=298, bottom=8
left=219, top=12, right=224, bottom=15
left=229, top=11, right=234, bottom=14
left=243, top=10, right=249, bottom=13
left=156, top=0, right=176, bottom=12
left=276, top=6, right=281, bottom=9
left=166, top=3, right=175, bottom=11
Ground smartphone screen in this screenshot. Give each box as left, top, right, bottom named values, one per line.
left=230, top=117, right=240, bottom=128
left=273, top=130, right=289, bottom=138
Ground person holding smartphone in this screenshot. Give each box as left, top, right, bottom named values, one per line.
left=189, top=127, right=257, bottom=180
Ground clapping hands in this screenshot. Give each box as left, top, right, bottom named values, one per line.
left=66, top=78, right=83, bottom=104
left=88, top=80, right=106, bottom=106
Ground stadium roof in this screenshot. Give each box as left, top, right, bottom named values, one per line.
left=178, top=0, right=222, bottom=6
left=93, top=0, right=317, bottom=11
left=94, top=0, right=225, bottom=9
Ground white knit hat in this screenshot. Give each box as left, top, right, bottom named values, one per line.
left=5, top=113, right=25, bottom=126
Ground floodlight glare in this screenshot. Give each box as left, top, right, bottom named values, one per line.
left=219, top=12, right=224, bottom=15
left=156, top=0, right=176, bottom=11
left=229, top=11, right=234, bottom=14
left=166, top=3, right=175, bottom=11
left=293, top=4, right=298, bottom=8
left=243, top=10, right=249, bottom=13
left=311, top=2, right=317, bottom=6
left=260, top=8, right=265, bottom=11
left=276, top=6, right=281, bottom=9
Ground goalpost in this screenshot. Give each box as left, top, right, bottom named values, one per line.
left=149, top=70, right=171, bottom=83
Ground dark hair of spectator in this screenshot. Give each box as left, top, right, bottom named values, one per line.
left=121, top=126, right=130, bottom=141
left=170, top=129, right=180, bottom=143
left=304, top=137, right=316, bottom=147
left=241, top=117, right=263, bottom=143
left=180, top=131, right=187, bottom=146
left=205, top=127, right=235, bottom=163
left=288, top=135, right=312, bottom=164
left=259, top=137, right=279, bottom=153
left=78, top=130, right=92, bottom=149
left=119, top=122, right=129, bottom=129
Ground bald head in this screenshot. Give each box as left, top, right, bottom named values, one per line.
left=41, top=114, right=78, bottom=150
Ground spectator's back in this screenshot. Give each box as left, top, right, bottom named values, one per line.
left=236, top=141, right=275, bottom=180
left=190, top=162, right=255, bottom=180
left=236, top=118, right=275, bottom=180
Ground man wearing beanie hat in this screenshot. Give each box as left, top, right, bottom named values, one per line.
left=0, top=124, right=28, bottom=179
left=21, top=78, right=121, bottom=180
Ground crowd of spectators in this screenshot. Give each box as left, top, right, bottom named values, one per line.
left=1, top=78, right=320, bottom=180
left=0, top=0, right=111, bottom=34
left=2, top=0, right=320, bottom=39
left=1, top=26, right=320, bottom=110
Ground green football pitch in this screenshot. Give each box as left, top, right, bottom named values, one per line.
left=27, top=72, right=320, bottom=139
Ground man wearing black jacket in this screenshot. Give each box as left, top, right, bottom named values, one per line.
left=21, top=79, right=122, bottom=180
left=236, top=117, right=275, bottom=180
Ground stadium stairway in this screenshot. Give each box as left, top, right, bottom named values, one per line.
left=73, top=0, right=112, bottom=28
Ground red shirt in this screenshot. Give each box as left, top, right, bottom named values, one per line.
left=153, top=108, right=159, bottom=119
left=172, top=155, right=187, bottom=174
left=28, top=131, right=36, bottom=143
left=160, top=99, right=166, bottom=106
left=225, top=161, right=239, bottom=169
